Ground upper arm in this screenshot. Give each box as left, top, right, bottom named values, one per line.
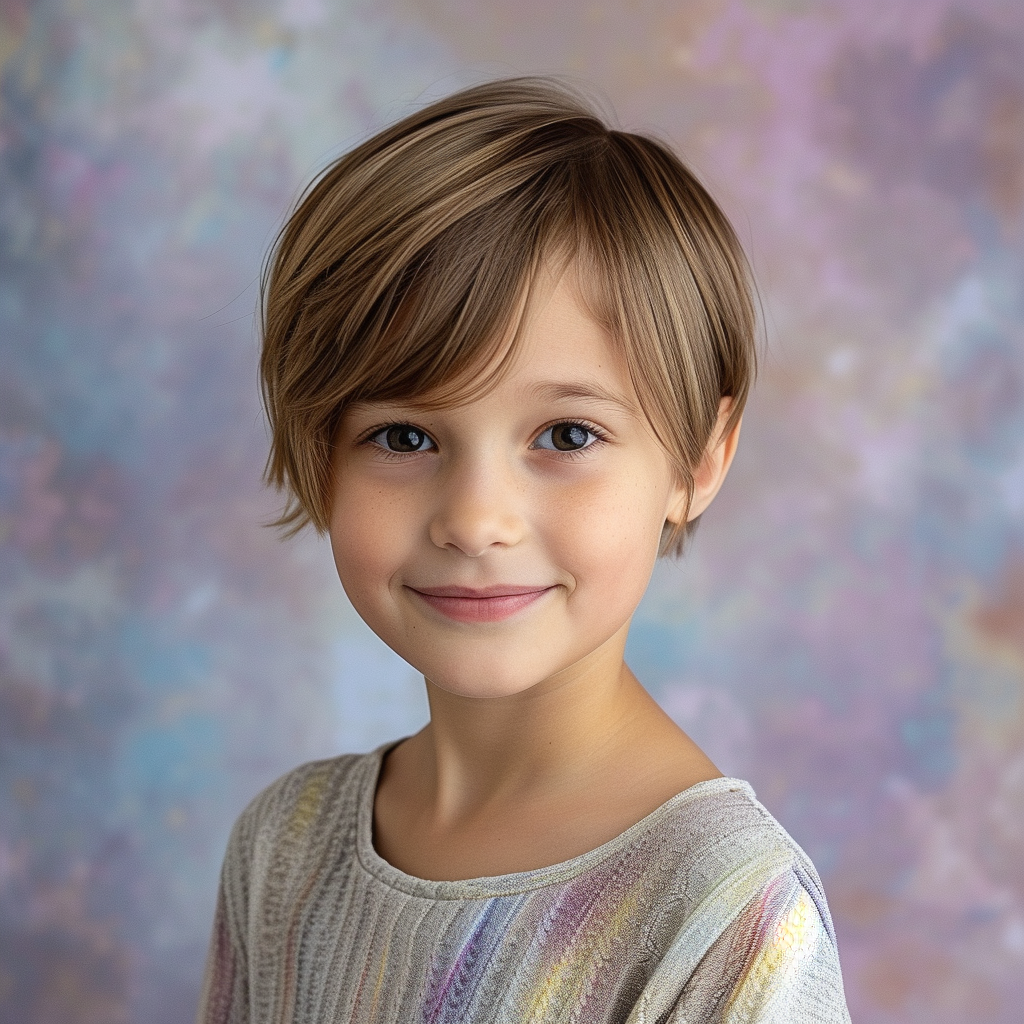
left=196, top=879, right=249, bottom=1024
left=195, top=812, right=254, bottom=1024
left=669, top=869, right=851, bottom=1024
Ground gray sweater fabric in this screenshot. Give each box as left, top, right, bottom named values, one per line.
left=197, top=745, right=851, bottom=1023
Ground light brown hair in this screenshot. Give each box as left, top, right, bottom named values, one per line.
left=260, top=77, right=756, bottom=556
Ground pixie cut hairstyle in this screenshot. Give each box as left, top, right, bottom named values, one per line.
left=260, top=77, right=756, bottom=557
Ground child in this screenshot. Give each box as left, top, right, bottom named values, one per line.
left=197, top=78, right=851, bottom=1023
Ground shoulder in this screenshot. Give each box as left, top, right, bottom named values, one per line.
left=634, top=779, right=840, bottom=961
left=654, top=779, right=832, bottom=926
left=663, top=860, right=851, bottom=1023
left=220, top=750, right=374, bottom=890
left=633, top=781, right=850, bottom=1021
left=210, top=752, right=373, bottom=964
left=239, top=752, right=367, bottom=827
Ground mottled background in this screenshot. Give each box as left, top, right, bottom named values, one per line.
left=1, top=0, right=1023, bottom=1020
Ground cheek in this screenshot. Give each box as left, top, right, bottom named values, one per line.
left=329, top=479, right=409, bottom=602
left=545, top=461, right=668, bottom=590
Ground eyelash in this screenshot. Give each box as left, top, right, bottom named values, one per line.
left=357, top=420, right=610, bottom=461
left=533, top=419, right=610, bottom=460
left=355, top=424, right=433, bottom=461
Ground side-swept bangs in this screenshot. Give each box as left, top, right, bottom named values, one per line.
left=259, top=77, right=756, bottom=556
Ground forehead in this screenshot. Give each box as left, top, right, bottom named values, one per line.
left=398, top=262, right=638, bottom=415
left=508, top=265, right=625, bottom=374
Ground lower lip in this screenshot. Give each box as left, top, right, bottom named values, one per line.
left=410, top=588, right=554, bottom=623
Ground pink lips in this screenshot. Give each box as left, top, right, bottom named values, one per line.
left=409, top=583, right=555, bottom=623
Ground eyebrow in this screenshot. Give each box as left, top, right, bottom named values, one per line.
left=347, top=379, right=639, bottom=418
left=526, top=380, right=638, bottom=415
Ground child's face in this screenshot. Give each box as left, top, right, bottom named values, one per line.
left=329, top=266, right=691, bottom=700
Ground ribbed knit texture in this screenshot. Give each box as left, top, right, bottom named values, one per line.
left=197, top=745, right=851, bottom=1023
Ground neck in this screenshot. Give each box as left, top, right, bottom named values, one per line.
left=408, top=623, right=662, bottom=824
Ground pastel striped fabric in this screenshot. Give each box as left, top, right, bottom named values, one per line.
left=197, top=747, right=851, bottom=1023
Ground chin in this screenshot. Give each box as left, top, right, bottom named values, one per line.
left=422, top=661, right=552, bottom=700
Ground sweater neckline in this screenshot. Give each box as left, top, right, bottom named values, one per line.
left=354, top=740, right=756, bottom=900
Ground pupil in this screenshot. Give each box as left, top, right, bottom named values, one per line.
left=387, top=426, right=422, bottom=452
left=553, top=424, right=588, bottom=451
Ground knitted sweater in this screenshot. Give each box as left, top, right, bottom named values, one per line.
left=197, top=745, right=851, bottom=1023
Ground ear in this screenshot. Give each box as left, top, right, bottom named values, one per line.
left=666, top=397, right=743, bottom=524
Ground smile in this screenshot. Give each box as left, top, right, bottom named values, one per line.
left=407, top=584, right=556, bottom=623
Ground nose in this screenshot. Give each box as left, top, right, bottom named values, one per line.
left=428, top=458, right=527, bottom=557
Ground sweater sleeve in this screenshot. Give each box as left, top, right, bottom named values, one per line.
left=195, top=811, right=253, bottom=1024
left=668, top=867, right=851, bottom=1024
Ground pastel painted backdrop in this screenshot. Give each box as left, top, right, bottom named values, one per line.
left=2, top=1, right=1023, bottom=1020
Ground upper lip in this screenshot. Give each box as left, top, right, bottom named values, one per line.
left=409, top=584, right=553, bottom=598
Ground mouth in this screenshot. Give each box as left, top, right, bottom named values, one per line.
left=407, top=584, right=556, bottom=623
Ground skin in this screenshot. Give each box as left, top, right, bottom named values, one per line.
left=329, top=263, right=742, bottom=881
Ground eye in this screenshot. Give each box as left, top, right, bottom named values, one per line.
left=532, top=421, right=603, bottom=453
left=369, top=424, right=436, bottom=453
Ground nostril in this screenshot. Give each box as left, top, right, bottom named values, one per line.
left=428, top=504, right=526, bottom=556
